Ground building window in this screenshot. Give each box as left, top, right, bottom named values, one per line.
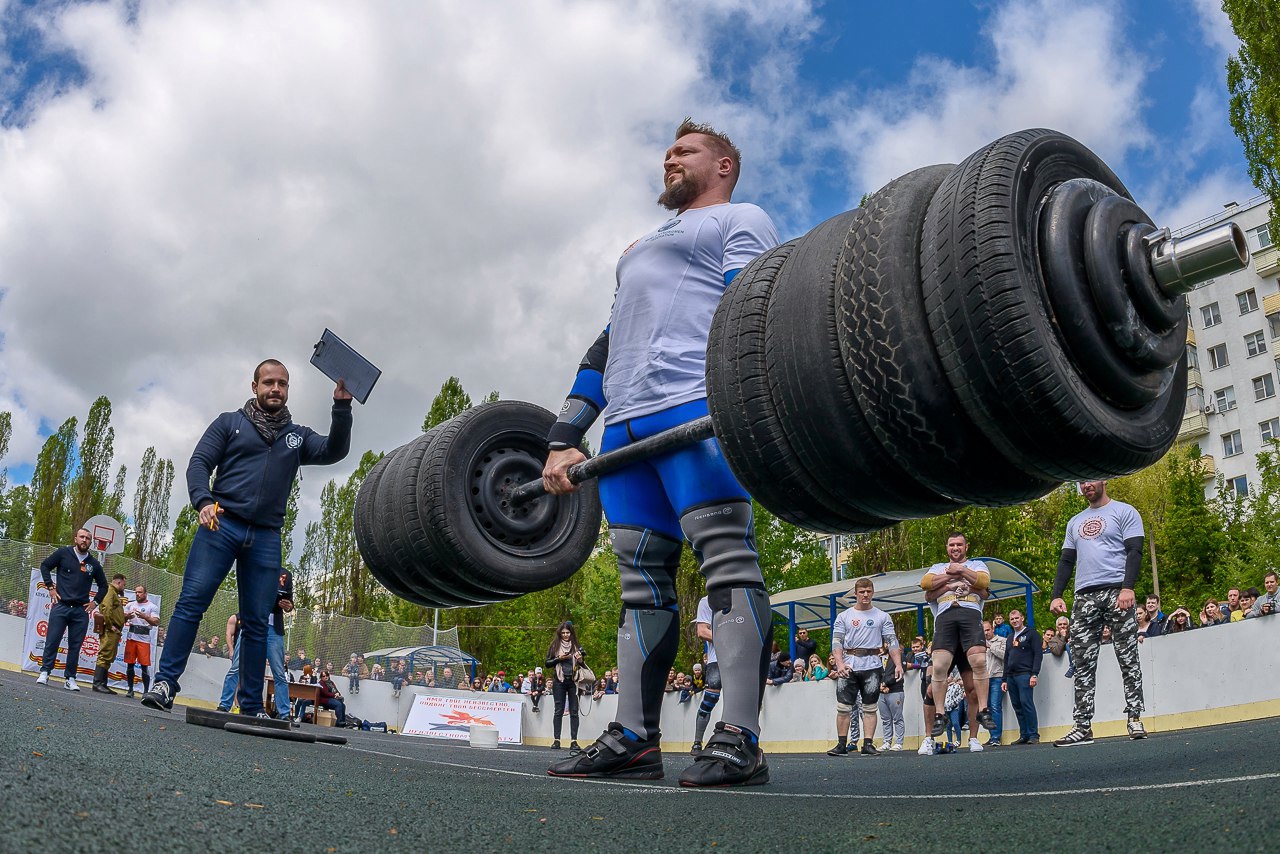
left=1247, top=223, right=1273, bottom=251
left=1187, top=386, right=1206, bottom=413
left=1223, top=430, right=1244, bottom=457
left=1201, top=303, right=1222, bottom=328
left=1209, top=344, right=1230, bottom=370
left=1261, top=418, right=1280, bottom=442
left=1270, top=314, right=1280, bottom=340
left=1239, top=289, right=1260, bottom=314
left=1214, top=386, right=1237, bottom=412
left=1229, top=475, right=1249, bottom=497
left=1254, top=374, right=1276, bottom=401
left=1187, top=347, right=1200, bottom=371
left=1246, top=330, right=1268, bottom=357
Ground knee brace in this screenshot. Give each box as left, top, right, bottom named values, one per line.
left=610, top=526, right=682, bottom=608
left=966, top=649, right=988, bottom=680
left=705, top=584, right=772, bottom=735
left=836, top=701, right=854, bottom=714
left=698, top=689, right=721, bottom=715
left=614, top=606, right=680, bottom=740
left=680, top=501, right=762, bottom=589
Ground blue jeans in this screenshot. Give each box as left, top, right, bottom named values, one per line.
left=42, top=601, right=89, bottom=678
left=155, top=516, right=281, bottom=714
left=987, top=676, right=1005, bottom=742
left=1006, top=672, right=1039, bottom=739
left=218, top=632, right=289, bottom=716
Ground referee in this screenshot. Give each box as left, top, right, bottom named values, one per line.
left=36, top=528, right=108, bottom=691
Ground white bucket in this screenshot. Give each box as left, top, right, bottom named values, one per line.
left=469, top=724, right=499, bottom=748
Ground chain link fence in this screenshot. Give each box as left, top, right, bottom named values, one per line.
left=0, top=538, right=470, bottom=683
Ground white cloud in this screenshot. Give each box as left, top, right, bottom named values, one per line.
left=0, top=0, right=821, bottom=538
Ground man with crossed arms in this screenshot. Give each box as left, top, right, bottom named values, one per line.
left=826, top=577, right=902, bottom=757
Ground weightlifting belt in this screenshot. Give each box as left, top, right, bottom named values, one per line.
left=128, top=625, right=151, bottom=636
left=843, top=647, right=880, bottom=657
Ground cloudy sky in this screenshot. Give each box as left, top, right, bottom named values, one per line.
left=0, top=0, right=1258, bottom=543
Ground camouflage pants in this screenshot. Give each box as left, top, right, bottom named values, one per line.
left=1070, top=588, right=1143, bottom=726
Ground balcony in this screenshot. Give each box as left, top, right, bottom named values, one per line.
left=1194, top=454, right=1217, bottom=480
left=1256, top=245, right=1280, bottom=279
left=1187, top=366, right=1202, bottom=388
left=1187, top=325, right=1196, bottom=346
left=1264, top=291, right=1280, bottom=317
left=1179, top=409, right=1210, bottom=441
left=1274, top=337, right=1280, bottom=360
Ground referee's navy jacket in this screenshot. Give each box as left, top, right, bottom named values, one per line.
left=40, top=547, right=107, bottom=606
left=1004, top=626, right=1043, bottom=676
left=186, top=400, right=352, bottom=530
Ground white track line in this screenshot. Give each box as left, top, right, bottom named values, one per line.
left=340, top=743, right=1280, bottom=799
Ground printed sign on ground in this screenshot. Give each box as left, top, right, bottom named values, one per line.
left=401, top=691, right=523, bottom=743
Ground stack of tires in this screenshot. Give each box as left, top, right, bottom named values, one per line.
left=706, top=129, right=1187, bottom=533
left=354, top=401, right=602, bottom=607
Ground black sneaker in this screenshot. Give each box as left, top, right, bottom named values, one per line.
left=826, top=742, right=849, bottom=756
left=551, top=739, right=561, bottom=750
left=547, top=724, right=663, bottom=780
left=140, top=681, right=174, bottom=712
left=216, top=706, right=230, bottom=713
left=860, top=742, right=881, bottom=756
left=1054, top=726, right=1093, bottom=747
left=976, top=707, right=997, bottom=732
left=930, top=714, right=946, bottom=738
left=569, top=741, right=581, bottom=756
left=690, top=741, right=702, bottom=755
left=678, top=722, right=769, bottom=788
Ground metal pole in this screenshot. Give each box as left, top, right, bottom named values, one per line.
left=788, top=603, right=797, bottom=662
left=831, top=535, right=839, bottom=583
left=1025, top=585, right=1035, bottom=630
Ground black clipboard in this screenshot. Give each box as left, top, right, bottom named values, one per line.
left=310, top=329, right=381, bottom=404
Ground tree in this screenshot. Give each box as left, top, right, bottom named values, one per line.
left=1155, top=447, right=1226, bottom=607
left=131, top=447, right=175, bottom=561
left=1224, top=0, right=1280, bottom=241
left=67, top=396, right=115, bottom=530
left=301, top=452, right=382, bottom=616
left=165, top=504, right=200, bottom=574
left=281, top=478, right=301, bottom=569
left=104, top=465, right=128, bottom=521
left=0, top=410, right=11, bottom=496
left=422, top=376, right=472, bottom=431
left=30, top=417, right=77, bottom=544
left=1, top=484, right=33, bottom=541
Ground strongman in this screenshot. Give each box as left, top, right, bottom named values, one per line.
left=1051, top=480, right=1146, bottom=746
left=543, top=119, right=778, bottom=787
left=826, top=577, right=902, bottom=757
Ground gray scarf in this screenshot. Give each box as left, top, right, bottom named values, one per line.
left=243, top=398, right=293, bottom=444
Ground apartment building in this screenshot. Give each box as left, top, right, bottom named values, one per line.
left=1175, top=195, right=1279, bottom=497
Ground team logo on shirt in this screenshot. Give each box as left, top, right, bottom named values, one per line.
left=657, top=219, right=682, bottom=232
left=1079, top=517, right=1106, bottom=539
left=285, top=433, right=303, bottom=449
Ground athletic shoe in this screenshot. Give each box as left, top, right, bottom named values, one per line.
left=976, top=707, right=998, bottom=732
left=879, top=741, right=890, bottom=751
left=860, top=742, right=881, bottom=757
left=1013, top=736, right=1029, bottom=745
left=890, top=744, right=903, bottom=751
left=569, top=741, right=581, bottom=756
left=678, top=722, right=769, bottom=788
left=969, top=738, right=984, bottom=753
left=126, top=689, right=135, bottom=698
left=35, top=671, right=49, bottom=686
left=548, top=723, right=663, bottom=780
left=917, top=737, right=935, bottom=756
left=1054, top=726, right=1093, bottom=747
left=1127, top=718, right=1147, bottom=739
left=141, top=680, right=175, bottom=712
left=983, top=739, right=1000, bottom=747
left=64, top=678, right=80, bottom=692
left=690, top=741, right=702, bottom=755
left=216, top=706, right=230, bottom=713
left=826, top=743, right=849, bottom=756
left=1025, top=736, right=1040, bottom=745
left=930, top=714, right=946, bottom=738
left=255, top=712, right=272, bottom=719
left=551, top=739, right=561, bottom=750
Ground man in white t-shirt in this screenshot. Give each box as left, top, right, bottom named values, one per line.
left=1051, top=480, right=1146, bottom=746
left=123, top=585, right=160, bottom=698
left=918, top=532, right=998, bottom=742
left=690, top=595, right=722, bottom=754
left=826, top=577, right=902, bottom=757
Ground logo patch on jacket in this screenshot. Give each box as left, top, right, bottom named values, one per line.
left=285, top=433, right=303, bottom=449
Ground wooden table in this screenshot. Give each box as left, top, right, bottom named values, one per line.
left=266, top=679, right=321, bottom=720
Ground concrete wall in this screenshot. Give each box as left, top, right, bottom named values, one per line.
left=3, top=611, right=1275, bottom=750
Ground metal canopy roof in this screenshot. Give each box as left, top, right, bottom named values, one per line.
left=770, top=557, right=1039, bottom=635
left=363, top=645, right=479, bottom=668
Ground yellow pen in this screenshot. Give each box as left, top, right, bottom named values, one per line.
left=209, top=501, right=221, bottom=531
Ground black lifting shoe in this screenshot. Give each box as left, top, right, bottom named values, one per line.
left=140, top=680, right=174, bottom=712
left=678, top=722, right=769, bottom=788
left=547, top=723, right=663, bottom=780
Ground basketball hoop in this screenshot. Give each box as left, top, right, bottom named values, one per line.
left=83, top=515, right=126, bottom=556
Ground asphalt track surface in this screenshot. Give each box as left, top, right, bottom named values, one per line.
left=3, top=671, right=1277, bottom=852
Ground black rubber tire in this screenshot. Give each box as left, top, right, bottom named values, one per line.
left=921, top=129, right=1186, bottom=480
left=186, top=706, right=290, bottom=732
left=707, top=240, right=892, bottom=533
left=1037, top=179, right=1174, bottom=406
left=381, top=432, right=502, bottom=605
left=355, top=447, right=432, bottom=604
left=836, top=165, right=1058, bottom=506
left=1123, top=222, right=1183, bottom=333
left=766, top=208, right=960, bottom=519
left=224, top=721, right=318, bottom=743
left=416, top=401, right=602, bottom=595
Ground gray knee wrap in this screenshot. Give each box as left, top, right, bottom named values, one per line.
left=706, top=585, right=772, bottom=737
left=679, top=501, right=763, bottom=590
left=615, top=606, right=680, bottom=740
left=610, top=526, right=682, bottom=608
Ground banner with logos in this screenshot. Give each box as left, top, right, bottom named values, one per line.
left=402, top=691, right=523, bottom=743
left=22, top=569, right=161, bottom=688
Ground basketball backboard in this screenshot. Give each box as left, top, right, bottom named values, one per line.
left=82, top=514, right=126, bottom=555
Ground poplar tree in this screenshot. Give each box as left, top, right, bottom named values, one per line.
left=67, top=396, right=115, bottom=529
left=1224, top=0, right=1280, bottom=240
left=422, top=376, right=472, bottom=431
left=131, top=447, right=175, bottom=561
left=30, top=417, right=77, bottom=544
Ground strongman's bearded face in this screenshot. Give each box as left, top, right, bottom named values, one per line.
left=253, top=364, right=290, bottom=413
left=658, top=134, right=720, bottom=211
